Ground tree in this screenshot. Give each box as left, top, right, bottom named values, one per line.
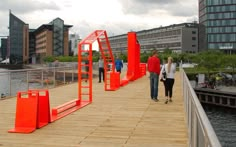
left=194, top=50, right=223, bottom=77
left=221, top=54, right=236, bottom=74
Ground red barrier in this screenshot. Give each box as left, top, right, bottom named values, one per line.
left=110, top=72, right=120, bottom=90
left=8, top=91, right=39, bottom=133
left=51, top=99, right=90, bottom=122
left=29, top=89, right=50, bottom=127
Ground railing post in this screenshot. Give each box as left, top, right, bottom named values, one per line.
left=53, top=67, right=56, bottom=87
left=41, top=69, right=44, bottom=88
left=9, top=71, right=11, bottom=96
left=27, top=71, right=29, bottom=90
left=63, top=67, right=66, bottom=84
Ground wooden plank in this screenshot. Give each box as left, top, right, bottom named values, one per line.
left=0, top=72, right=188, bottom=147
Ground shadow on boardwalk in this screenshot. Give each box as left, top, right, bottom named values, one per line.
left=0, top=72, right=188, bottom=147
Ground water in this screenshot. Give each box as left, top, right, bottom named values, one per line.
left=0, top=68, right=43, bottom=97
left=203, top=105, right=236, bottom=147
left=190, top=80, right=236, bottom=147
left=0, top=68, right=9, bottom=96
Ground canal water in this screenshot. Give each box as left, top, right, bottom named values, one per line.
left=203, top=104, right=236, bottom=147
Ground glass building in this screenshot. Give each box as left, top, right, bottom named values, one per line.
left=199, top=0, right=236, bottom=53
left=9, top=12, right=29, bottom=64
left=0, top=38, right=8, bottom=60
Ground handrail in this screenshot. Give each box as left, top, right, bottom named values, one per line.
left=0, top=64, right=78, bottom=99
left=181, top=69, right=221, bottom=147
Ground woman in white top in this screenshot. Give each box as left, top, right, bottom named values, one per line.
left=160, top=57, right=176, bottom=104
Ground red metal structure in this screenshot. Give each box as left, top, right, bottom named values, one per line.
left=78, top=30, right=116, bottom=95
left=120, top=32, right=145, bottom=86
left=8, top=30, right=147, bottom=134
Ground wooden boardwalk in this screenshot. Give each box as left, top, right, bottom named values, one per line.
left=0, top=72, right=188, bottom=147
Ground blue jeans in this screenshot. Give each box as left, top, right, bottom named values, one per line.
left=150, top=72, right=159, bottom=99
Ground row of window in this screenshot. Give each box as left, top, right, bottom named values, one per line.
left=206, top=0, right=236, bottom=5
left=207, top=26, right=236, bottom=33
left=208, top=43, right=236, bottom=49
left=138, top=30, right=182, bottom=39
left=208, top=34, right=236, bottom=42
left=208, top=12, right=236, bottom=19
left=36, top=34, right=47, bottom=40
left=207, top=19, right=236, bottom=26
left=207, top=5, right=236, bottom=12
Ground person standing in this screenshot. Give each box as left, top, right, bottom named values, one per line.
left=98, top=56, right=104, bottom=83
left=147, top=50, right=160, bottom=102
left=115, top=56, right=123, bottom=73
left=160, top=57, right=176, bottom=104
left=84, top=55, right=89, bottom=82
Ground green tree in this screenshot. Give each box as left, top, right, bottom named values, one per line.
left=221, top=54, right=236, bottom=74
left=194, top=50, right=223, bottom=77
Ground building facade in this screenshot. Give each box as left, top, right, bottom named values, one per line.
left=34, top=18, right=72, bottom=63
left=0, top=38, right=8, bottom=60
left=199, top=0, right=236, bottom=53
left=9, top=12, right=29, bottom=64
left=109, top=23, right=198, bottom=54
left=8, top=12, right=72, bottom=64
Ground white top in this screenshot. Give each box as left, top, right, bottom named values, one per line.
left=98, top=59, right=104, bottom=68
left=160, top=63, right=176, bottom=79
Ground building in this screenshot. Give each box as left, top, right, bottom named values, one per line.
left=29, top=29, right=36, bottom=63
left=69, top=33, right=81, bottom=56
left=8, top=12, right=73, bottom=64
left=199, top=0, right=236, bottom=53
left=109, top=23, right=198, bottom=54
left=34, top=18, right=72, bottom=63
left=9, top=12, right=29, bottom=64
left=0, top=38, right=8, bottom=60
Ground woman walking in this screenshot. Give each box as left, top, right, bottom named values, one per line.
left=160, top=57, right=176, bottom=104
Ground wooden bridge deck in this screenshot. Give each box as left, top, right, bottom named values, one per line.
left=0, top=72, right=188, bottom=147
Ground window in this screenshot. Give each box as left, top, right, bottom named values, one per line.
left=192, top=37, right=196, bottom=40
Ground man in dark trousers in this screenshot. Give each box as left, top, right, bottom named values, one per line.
left=98, top=56, right=104, bottom=83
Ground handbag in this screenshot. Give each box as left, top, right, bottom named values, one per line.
left=160, top=65, right=166, bottom=82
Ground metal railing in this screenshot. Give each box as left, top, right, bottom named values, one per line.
left=182, top=69, right=222, bottom=147
left=0, top=64, right=78, bottom=99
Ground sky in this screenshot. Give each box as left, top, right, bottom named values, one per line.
left=0, top=0, right=198, bottom=39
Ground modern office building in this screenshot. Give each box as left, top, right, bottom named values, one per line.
left=8, top=12, right=73, bottom=64
left=34, top=18, right=72, bottom=63
left=29, top=29, right=36, bottom=63
left=199, top=0, right=236, bottom=53
left=109, top=23, right=198, bottom=54
left=0, top=38, right=8, bottom=60
left=9, top=12, right=29, bottom=64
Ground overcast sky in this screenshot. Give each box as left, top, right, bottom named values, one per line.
left=0, top=0, right=198, bottom=38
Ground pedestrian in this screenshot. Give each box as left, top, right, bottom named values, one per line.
left=83, top=54, right=89, bottom=82
left=115, top=56, right=123, bottom=73
left=98, top=56, right=104, bottom=83
left=147, top=50, right=161, bottom=102
left=160, top=57, right=176, bottom=104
